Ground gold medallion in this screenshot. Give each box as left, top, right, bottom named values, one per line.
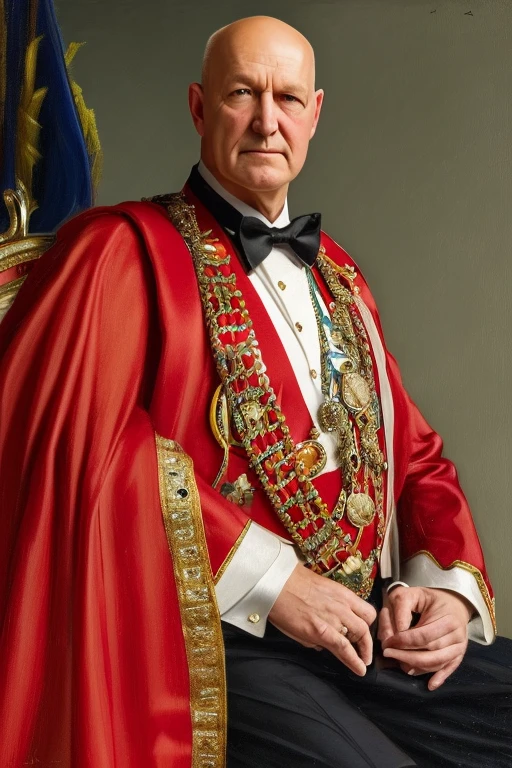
left=346, top=492, right=376, bottom=527
left=318, top=399, right=345, bottom=433
left=342, top=372, right=371, bottom=411
left=295, top=440, right=327, bottom=479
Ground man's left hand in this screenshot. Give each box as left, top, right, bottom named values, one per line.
left=378, top=586, right=473, bottom=691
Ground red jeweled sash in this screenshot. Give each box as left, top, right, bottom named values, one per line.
left=155, top=192, right=387, bottom=598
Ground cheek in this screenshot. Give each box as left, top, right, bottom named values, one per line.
left=286, top=122, right=313, bottom=164
left=215, top=110, right=250, bottom=147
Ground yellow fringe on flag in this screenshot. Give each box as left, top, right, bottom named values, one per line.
left=15, top=35, right=48, bottom=214
left=65, top=41, right=103, bottom=195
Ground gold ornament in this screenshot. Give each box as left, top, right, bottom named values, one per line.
left=295, top=440, right=327, bottom=479
left=342, top=371, right=371, bottom=411
left=346, top=492, right=376, bottom=528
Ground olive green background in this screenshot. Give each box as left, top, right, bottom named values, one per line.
left=55, top=0, right=512, bottom=639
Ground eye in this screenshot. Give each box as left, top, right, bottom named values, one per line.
left=281, top=94, right=304, bottom=107
left=233, top=88, right=252, bottom=96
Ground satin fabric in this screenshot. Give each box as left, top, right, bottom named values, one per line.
left=0, top=191, right=492, bottom=766
left=238, top=212, right=321, bottom=269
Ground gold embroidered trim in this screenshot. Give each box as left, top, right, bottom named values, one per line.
left=213, top=520, right=252, bottom=585
left=405, top=549, right=497, bottom=636
left=155, top=434, right=227, bottom=768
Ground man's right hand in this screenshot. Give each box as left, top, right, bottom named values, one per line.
left=268, top=563, right=377, bottom=676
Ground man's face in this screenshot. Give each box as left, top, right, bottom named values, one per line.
left=191, top=30, right=323, bottom=199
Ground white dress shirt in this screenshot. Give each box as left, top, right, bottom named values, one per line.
left=198, top=161, right=493, bottom=644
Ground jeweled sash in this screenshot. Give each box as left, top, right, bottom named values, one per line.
left=154, top=192, right=387, bottom=598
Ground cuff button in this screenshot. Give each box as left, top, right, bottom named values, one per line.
left=248, top=613, right=260, bottom=624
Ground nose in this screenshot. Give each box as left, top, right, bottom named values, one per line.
left=251, top=91, right=278, bottom=137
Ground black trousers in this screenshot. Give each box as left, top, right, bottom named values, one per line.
left=223, top=623, right=512, bottom=768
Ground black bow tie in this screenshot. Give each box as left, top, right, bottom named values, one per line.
left=239, top=213, right=321, bottom=270
left=186, top=164, right=322, bottom=272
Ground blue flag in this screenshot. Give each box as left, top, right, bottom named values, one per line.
left=0, top=0, right=101, bottom=233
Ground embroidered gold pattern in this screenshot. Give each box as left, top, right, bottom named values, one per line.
left=156, top=434, right=227, bottom=767
left=406, top=550, right=497, bottom=636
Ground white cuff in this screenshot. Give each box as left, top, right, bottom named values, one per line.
left=400, top=554, right=495, bottom=645
left=215, top=523, right=301, bottom=637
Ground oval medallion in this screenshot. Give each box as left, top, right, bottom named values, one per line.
left=342, top=372, right=371, bottom=411
left=346, top=492, right=376, bottom=528
left=295, top=440, right=327, bottom=479
left=318, top=399, right=345, bottom=433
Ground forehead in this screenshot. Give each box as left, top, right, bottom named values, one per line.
left=220, top=34, right=313, bottom=86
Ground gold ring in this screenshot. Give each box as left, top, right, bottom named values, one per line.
left=340, top=624, right=349, bottom=636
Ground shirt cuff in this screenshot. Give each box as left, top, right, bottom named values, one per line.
left=215, top=522, right=301, bottom=637
left=398, top=554, right=495, bottom=645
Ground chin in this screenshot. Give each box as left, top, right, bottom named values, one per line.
left=233, top=165, right=290, bottom=192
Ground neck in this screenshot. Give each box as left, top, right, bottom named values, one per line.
left=200, top=160, right=288, bottom=224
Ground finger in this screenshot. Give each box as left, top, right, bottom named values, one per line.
left=377, top=606, right=396, bottom=643
left=388, top=588, right=418, bottom=633
left=315, top=620, right=368, bottom=676
left=382, top=643, right=466, bottom=673
left=428, top=654, right=464, bottom=690
left=332, top=589, right=377, bottom=627
left=382, top=616, right=464, bottom=651
left=419, top=627, right=463, bottom=652
left=349, top=622, right=373, bottom=667
left=327, top=611, right=374, bottom=666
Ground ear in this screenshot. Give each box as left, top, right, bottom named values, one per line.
left=189, top=82, right=205, bottom=136
left=309, top=89, right=324, bottom=139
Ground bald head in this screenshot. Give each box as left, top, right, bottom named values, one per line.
left=189, top=15, right=324, bottom=220
left=201, top=16, right=316, bottom=93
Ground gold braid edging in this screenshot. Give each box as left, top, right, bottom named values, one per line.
left=213, top=520, right=252, bottom=585
left=155, top=434, right=227, bottom=768
left=405, top=550, right=497, bottom=636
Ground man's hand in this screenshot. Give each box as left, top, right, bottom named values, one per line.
left=378, top=586, right=473, bottom=690
left=268, top=564, right=377, bottom=676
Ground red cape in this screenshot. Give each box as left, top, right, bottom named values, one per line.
left=0, top=194, right=493, bottom=766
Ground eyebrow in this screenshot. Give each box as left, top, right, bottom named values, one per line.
left=228, top=73, right=309, bottom=100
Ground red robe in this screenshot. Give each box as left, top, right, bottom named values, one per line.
left=0, top=190, right=493, bottom=767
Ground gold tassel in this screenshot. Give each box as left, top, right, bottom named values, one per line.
left=15, top=35, right=48, bottom=215
left=65, top=42, right=103, bottom=195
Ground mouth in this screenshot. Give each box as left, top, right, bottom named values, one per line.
left=240, top=150, right=283, bottom=155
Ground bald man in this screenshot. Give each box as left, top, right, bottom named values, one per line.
left=0, top=14, right=510, bottom=768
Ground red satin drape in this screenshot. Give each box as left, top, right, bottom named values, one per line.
left=0, top=210, right=195, bottom=766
